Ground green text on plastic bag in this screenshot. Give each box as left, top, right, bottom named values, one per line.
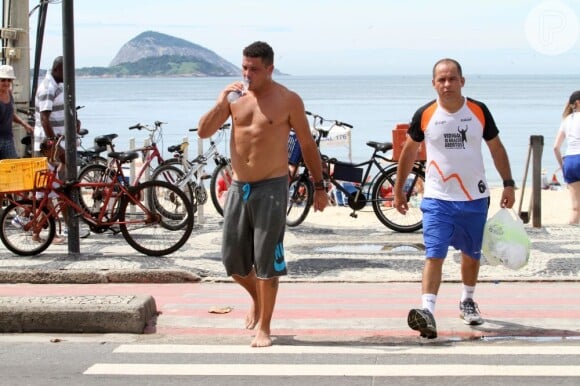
left=482, top=208, right=531, bottom=270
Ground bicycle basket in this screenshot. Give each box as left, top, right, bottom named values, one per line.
left=0, top=157, right=49, bottom=192
left=331, top=161, right=363, bottom=183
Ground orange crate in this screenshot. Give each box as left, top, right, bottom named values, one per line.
left=0, top=157, right=49, bottom=193
left=391, top=123, right=426, bottom=161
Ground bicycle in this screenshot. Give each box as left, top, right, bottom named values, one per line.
left=0, top=153, right=194, bottom=257
left=287, top=111, right=425, bottom=233
left=77, top=120, right=167, bottom=188
left=76, top=120, right=176, bottom=212
left=75, top=129, right=121, bottom=169
left=151, top=123, right=231, bottom=216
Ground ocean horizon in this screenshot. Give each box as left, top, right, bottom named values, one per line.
left=75, top=74, right=579, bottom=187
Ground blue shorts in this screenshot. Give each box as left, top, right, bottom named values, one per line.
left=421, top=198, right=489, bottom=259
left=562, top=154, right=580, bottom=184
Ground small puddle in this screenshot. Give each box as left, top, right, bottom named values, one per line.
left=316, top=243, right=425, bottom=254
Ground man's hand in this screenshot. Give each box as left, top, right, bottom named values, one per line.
left=313, top=189, right=329, bottom=212
left=393, top=191, right=408, bottom=215
left=501, top=187, right=516, bottom=209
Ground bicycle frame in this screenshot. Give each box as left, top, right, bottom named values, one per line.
left=177, top=125, right=230, bottom=186
left=327, top=155, right=393, bottom=203
left=287, top=111, right=426, bottom=231
left=126, top=121, right=167, bottom=185
left=20, top=168, right=150, bottom=235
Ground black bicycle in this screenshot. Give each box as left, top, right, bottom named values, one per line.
left=287, top=112, right=425, bottom=233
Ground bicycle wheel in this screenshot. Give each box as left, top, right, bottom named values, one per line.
left=371, top=166, right=425, bottom=233
left=209, top=161, right=232, bottom=217
left=151, top=164, right=195, bottom=209
left=77, top=163, right=122, bottom=221
left=286, top=175, right=314, bottom=227
left=119, top=180, right=194, bottom=256
left=0, top=200, right=55, bottom=256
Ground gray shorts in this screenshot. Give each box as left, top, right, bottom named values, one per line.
left=221, top=175, right=288, bottom=279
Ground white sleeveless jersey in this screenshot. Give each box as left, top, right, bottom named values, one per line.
left=408, top=97, right=499, bottom=201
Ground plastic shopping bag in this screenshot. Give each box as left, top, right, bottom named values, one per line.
left=482, top=208, right=531, bottom=270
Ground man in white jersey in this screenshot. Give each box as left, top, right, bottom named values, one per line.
left=394, top=58, right=515, bottom=339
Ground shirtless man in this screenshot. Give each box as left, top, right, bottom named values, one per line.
left=198, top=41, right=329, bottom=347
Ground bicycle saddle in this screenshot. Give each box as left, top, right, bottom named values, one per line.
left=366, top=141, right=393, bottom=153
left=108, top=151, right=139, bottom=163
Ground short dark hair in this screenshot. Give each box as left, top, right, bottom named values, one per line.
left=432, top=58, right=463, bottom=78
left=243, top=41, right=274, bottom=67
left=52, top=56, right=63, bottom=70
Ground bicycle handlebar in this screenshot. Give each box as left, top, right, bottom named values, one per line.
left=306, top=111, right=353, bottom=129
left=189, top=123, right=231, bottom=132
left=129, top=121, right=167, bottom=131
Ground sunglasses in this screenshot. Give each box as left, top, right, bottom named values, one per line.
left=0, top=79, right=12, bottom=82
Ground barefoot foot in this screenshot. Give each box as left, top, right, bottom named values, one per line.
left=251, top=329, right=272, bottom=347
left=245, top=303, right=259, bottom=330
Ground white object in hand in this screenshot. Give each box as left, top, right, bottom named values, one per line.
left=227, top=78, right=249, bottom=104
left=227, top=90, right=242, bottom=103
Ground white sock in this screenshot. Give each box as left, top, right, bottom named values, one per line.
left=461, top=285, right=476, bottom=302
left=421, top=293, right=437, bottom=315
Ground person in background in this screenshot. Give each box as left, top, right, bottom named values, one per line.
left=33, top=56, right=68, bottom=244
left=0, top=64, right=33, bottom=159
left=34, top=56, right=64, bottom=159
left=198, top=41, right=329, bottom=347
left=553, top=90, right=580, bottom=225
left=394, top=58, right=515, bottom=339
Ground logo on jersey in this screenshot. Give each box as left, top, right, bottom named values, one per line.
left=443, top=125, right=468, bottom=149
left=478, top=180, right=487, bottom=193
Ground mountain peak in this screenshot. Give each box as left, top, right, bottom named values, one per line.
left=108, top=31, right=239, bottom=76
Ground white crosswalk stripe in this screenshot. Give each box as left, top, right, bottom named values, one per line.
left=84, top=344, right=580, bottom=378
left=85, top=363, right=580, bottom=377
left=113, top=344, right=580, bottom=356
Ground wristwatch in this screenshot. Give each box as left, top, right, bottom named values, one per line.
left=503, top=179, right=515, bottom=188
left=314, top=180, right=328, bottom=190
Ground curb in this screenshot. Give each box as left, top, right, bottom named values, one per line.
left=0, top=269, right=201, bottom=284
left=0, top=294, right=157, bottom=333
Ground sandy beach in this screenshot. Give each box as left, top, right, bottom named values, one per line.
left=296, top=186, right=573, bottom=229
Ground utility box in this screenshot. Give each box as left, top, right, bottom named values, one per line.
left=392, top=123, right=427, bottom=161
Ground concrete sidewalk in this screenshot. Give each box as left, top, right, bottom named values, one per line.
left=0, top=210, right=577, bottom=337
left=0, top=210, right=578, bottom=284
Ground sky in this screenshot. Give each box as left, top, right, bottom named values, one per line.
left=27, top=0, right=580, bottom=76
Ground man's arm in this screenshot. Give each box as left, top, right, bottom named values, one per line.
left=486, top=136, right=515, bottom=209
left=40, top=111, right=56, bottom=138
left=289, top=93, right=328, bottom=212
left=393, top=137, right=421, bottom=214
left=198, top=88, right=231, bottom=139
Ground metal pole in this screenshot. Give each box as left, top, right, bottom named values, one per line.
left=530, top=135, right=543, bottom=228
left=62, top=0, right=79, bottom=253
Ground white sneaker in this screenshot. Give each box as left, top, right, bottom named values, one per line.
left=460, top=298, right=484, bottom=325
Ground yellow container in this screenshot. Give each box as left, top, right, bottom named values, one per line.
left=0, top=157, right=49, bottom=193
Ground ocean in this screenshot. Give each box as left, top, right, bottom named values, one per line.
left=75, top=74, right=579, bottom=187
